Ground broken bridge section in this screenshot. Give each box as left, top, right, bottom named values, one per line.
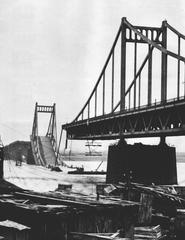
left=30, top=103, right=58, bottom=166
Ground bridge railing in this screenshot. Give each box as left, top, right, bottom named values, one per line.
left=30, top=135, right=45, bottom=165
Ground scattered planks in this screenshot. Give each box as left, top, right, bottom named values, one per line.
left=13, top=190, right=139, bottom=210
left=114, top=182, right=185, bottom=208
left=0, top=189, right=139, bottom=240
left=134, top=225, right=165, bottom=239
left=70, top=232, right=132, bottom=240
left=0, top=190, right=139, bottom=226
left=69, top=225, right=166, bottom=240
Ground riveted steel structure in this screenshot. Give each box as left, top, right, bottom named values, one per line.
left=62, top=18, right=185, bottom=140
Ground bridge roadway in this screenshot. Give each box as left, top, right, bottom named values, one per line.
left=62, top=97, right=185, bottom=140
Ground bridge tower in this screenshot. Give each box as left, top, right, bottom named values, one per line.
left=30, top=103, right=58, bottom=166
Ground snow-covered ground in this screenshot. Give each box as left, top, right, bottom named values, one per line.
left=3, top=159, right=185, bottom=194
left=3, top=160, right=106, bottom=194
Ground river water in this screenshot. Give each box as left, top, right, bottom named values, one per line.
left=3, top=154, right=185, bottom=194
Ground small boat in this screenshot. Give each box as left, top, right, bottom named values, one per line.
left=48, top=165, right=62, bottom=172
left=68, top=167, right=106, bottom=175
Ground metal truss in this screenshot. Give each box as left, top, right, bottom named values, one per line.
left=64, top=98, right=185, bottom=140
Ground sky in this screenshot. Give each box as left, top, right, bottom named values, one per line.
left=0, top=0, right=185, bottom=152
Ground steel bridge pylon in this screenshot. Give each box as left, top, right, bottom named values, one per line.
left=30, top=103, right=58, bottom=166
left=62, top=17, right=185, bottom=140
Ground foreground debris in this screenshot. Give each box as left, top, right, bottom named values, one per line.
left=1, top=179, right=185, bottom=239
left=0, top=180, right=138, bottom=240
left=97, top=182, right=185, bottom=239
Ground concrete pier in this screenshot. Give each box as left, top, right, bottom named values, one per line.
left=106, top=139, right=177, bottom=185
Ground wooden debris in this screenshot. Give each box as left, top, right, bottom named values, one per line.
left=134, top=225, right=162, bottom=239
left=56, top=183, right=72, bottom=192
left=0, top=188, right=138, bottom=239
left=138, top=193, right=153, bottom=224
left=109, top=182, right=185, bottom=208
left=13, top=190, right=138, bottom=210
left=70, top=232, right=130, bottom=240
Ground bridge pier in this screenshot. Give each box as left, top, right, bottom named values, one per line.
left=160, top=136, right=166, bottom=145
left=106, top=139, right=177, bottom=185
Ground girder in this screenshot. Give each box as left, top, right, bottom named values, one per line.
left=63, top=98, right=185, bottom=140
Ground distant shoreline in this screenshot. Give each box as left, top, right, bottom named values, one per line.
left=177, top=159, right=185, bottom=163
left=61, top=155, right=107, bottom=162
left=61, top=153, right=185, bottom=162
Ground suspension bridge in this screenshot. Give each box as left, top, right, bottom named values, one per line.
left=62, top=17, right=185, bottom=140
left=29, top=18, right=185, bottom=168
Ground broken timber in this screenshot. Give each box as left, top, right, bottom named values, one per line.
left=0, top=188, right=139, bottom=240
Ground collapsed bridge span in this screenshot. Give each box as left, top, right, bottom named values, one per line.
left=30, top=103, right=58, bottom=166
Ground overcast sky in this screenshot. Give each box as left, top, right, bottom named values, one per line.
left=0, top=0, right=185, bottom=151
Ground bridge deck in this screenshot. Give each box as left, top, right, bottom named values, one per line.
left=63, top=97, right=185, bottom=140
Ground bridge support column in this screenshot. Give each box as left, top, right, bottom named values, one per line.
left=120, top=18, right=127, bottom=111
left=159, top=136, right=166, bottom=145
left=148, top=45, right=152, bottom=105
left=106, top=139, right=177, bottom=185
left=161, top=20, right=168, bottom=102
